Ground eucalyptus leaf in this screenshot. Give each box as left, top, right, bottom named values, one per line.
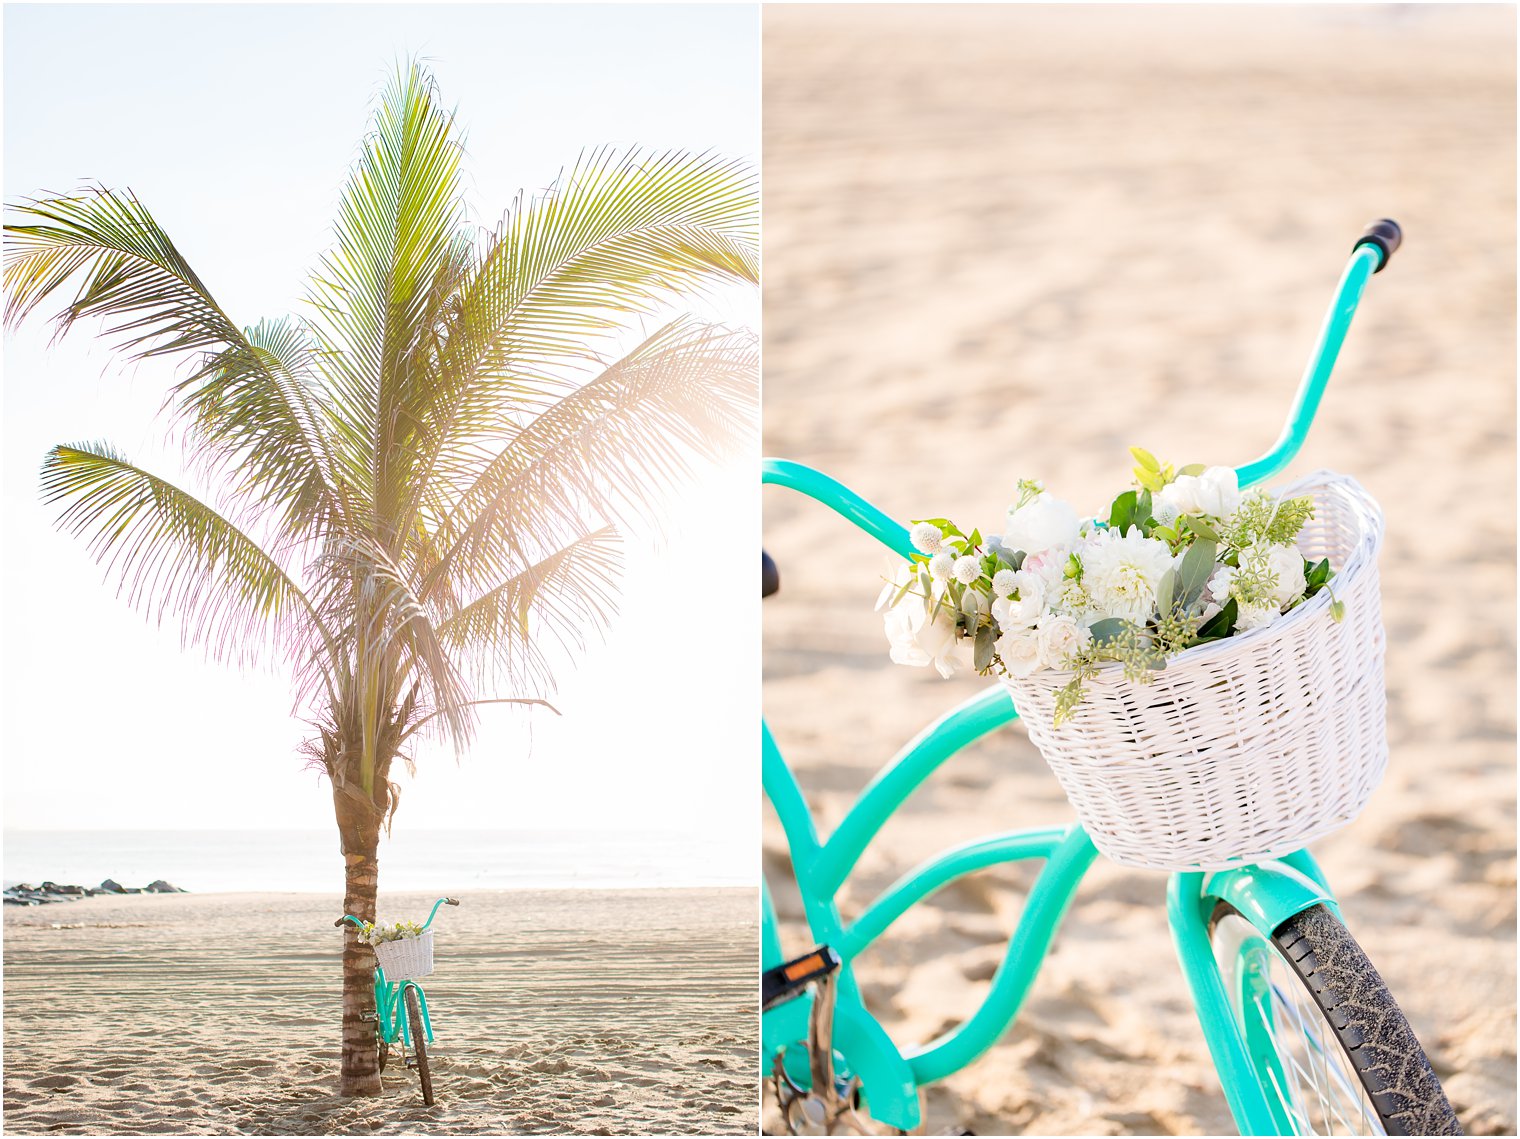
left=1178, top=538, right=1217, bottom=606
left=973, top=623, right=995, bottom=671
left=1088, top=617, right=1130, bottom=645
left=1155, top=566, right=1178, bottom=615
left=1185, top=515, right=1220, bottom=542
left=1177, top=463, right=1207, bottom=477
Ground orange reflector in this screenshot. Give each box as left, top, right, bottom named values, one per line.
left=784, top=953, right=825, bottom=981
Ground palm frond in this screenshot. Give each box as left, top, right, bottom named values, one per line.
left=311, top=530, right=473, bottom=754
left=40, top=443, right=333, bottom=685
left=5, top=187, right=247, bottom=380
left=179, top=317, right=346, bottom=536
left=424, top=318, right=757, bottom=601
left=306, top=61, right=467, bottom=533
left=436, top=526, right=623, bottom=696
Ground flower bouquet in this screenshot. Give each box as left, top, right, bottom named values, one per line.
left=356, top=919, right=434, bottom=980
left=879, top=451, right=1389, bottom=871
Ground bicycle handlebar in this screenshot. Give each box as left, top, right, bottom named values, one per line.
left=1355, top=218, right=1402, bottom=272
left=335, top=897, right=461, bottom=931
left=765, top=222, right=1401, bottom=529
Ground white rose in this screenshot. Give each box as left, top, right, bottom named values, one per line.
left=1207, top=563, right=1237, bottom=606
left=1234, top=602, right=1281, bottom=633
left=995, top=626, right=1044, bottom=678
left=1262, top=544, right=1307, bottom=609
left=883, top=598, right=964, bottom=679
left=1158, top=466, right=1240, bottom=520
left=1020, top=546, right=1069, bottom=591
left=991, top=570, right=1046, bottom=629
left=1003, top=495, right=1081, bottom=556
left=1036, top=613, right=1091, bottom=670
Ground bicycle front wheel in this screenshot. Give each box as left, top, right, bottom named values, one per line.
left=403, top=985, right=434, bottom=1106
left=1210, top=903, right=1460, bottom=1136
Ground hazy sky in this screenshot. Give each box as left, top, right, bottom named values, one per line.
left=2, top=5, right=760, bottom=879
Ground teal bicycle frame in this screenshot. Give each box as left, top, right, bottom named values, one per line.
left=762, top=239, right=1390, bottom=1135
left=338, top=896, right=456, bottom=1053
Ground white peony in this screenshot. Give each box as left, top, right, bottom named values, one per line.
left=1035, top=612, right=1091, bottom=670
left=1157, top=466, right=1241, bottom=520
left=995, top=625, right=1043, bottom=678
left=1003, top=495, right=1081, bottom=556
left=1081, top=527, right=1174, bottom=624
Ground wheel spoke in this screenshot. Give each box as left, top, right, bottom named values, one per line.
left=1214, top=912, right=1387, bottom=1137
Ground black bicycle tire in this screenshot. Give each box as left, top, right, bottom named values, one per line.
left=1210, top=902, right=1461, bottom=1136
left=403, top=984, right=434, bottom=1106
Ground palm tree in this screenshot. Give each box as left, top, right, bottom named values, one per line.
left=4, top=63, right=756, bottom=1096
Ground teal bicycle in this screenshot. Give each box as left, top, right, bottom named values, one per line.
left=336, top=896, right=459, bottom=1106
left=762, top=221, right=1462, bottom=1136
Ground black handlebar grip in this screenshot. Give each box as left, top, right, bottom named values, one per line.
left=445, top=897, right=460, bottom=906
left=1355, top=218, right=1402, bottom=272
left=334, top=917, right=348, bottom=928
left=761, top=550, right=780, bottom=599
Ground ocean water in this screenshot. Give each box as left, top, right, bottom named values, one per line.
left=3, top=828, right=753, bottom=894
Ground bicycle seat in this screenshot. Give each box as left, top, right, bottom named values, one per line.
left=762, top=550, right=780, bottom=598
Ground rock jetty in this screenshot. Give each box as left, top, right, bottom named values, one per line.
left=3, top=879, right=189, bottom=905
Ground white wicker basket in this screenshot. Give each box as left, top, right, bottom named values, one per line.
left=1001, top=471, right=1387, bottom=872
left=371, top=931, right=434, bottom=981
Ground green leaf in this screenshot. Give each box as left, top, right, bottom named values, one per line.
left=1136, top=468, right=1165, bottom=494
left=1178, top=539, right=1217, bottom=606
left=1194, top=598, right=1238, bottom=641
left=967, top=528, right=982, bottom=550
left=1185, top=515, right=1220, bottom=542
left=890, top=575, right=917, bottom=607
left=996, top=547, right=1022, bottom=571
left=1088, top=617, right=1130, bottom=645
left=1330, top=599, right=1346, bottom=623
left=1129, top=446, right=1161, bottom=473
left=973, top=623, right=995, bottom=671
left=1155, top=566, right=1178, bottom=615
left=917, top=517, right=964, bottom=539
left=1176, top=463, right=1207, bottom=477
left=1108, top=489, right=1137, bottom=532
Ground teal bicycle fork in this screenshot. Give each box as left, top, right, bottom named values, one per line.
left=762, top=225, right=1399, bottom=1133
left=375, top=973, right=434, bottom=1050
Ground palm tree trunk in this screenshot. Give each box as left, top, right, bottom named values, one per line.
left=336, top=787, right=383, bottom=1097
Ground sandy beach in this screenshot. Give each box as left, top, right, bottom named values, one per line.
left=3, top=888, right=756, bottom=1135
left=762, top=5, right=1515, bottom=1135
